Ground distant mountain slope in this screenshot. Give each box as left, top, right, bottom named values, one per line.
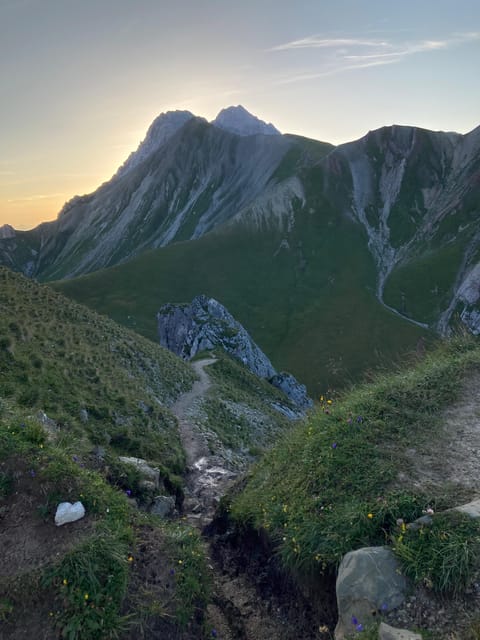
left=0, top=107, right=328, bottom=281
left=2, top=107, right=480, bottom=392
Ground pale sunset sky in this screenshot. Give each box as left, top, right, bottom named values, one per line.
left=1, top=0, right=479, bottom=229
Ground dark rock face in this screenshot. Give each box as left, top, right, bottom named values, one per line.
left=157, top=295, right=312, bottom=411
left=270, top=372, right=312, bottom=410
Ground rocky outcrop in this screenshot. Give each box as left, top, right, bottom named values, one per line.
left=157, top=295, right=312, bottom=411
left=335, top=546, right=408, bottom=639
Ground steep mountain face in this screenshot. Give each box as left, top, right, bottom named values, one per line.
left=1, top=109, right=308, bottom=281
left=329, top=125, right=480, bottom=332
left=115, top=109, right=196, bottom=178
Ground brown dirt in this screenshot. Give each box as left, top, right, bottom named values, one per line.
left=121, top=524, right=205, bottom=640
left=400, top=372, right=480, bottom=503
left=0, top=456, right=93, bottom=640
left=0, top=458, right=93, bottom=578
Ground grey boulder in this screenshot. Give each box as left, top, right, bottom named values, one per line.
left=335, top=547, right=407, bottom=639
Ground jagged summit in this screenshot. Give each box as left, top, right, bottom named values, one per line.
left=0, top=224, right=15, bottom=239
left=115, top=110, right=197, bottom=178
left=212, top=105, right=281, bottom=137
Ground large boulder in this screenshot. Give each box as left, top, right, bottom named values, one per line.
left=335, top=547, right=408, bottom=639
left=157, top=295, right=312, bottom=410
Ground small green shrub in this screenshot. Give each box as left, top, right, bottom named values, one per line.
left=394, top=512, right=480, bottom=595
left=43, top=536, right=130, bottom=640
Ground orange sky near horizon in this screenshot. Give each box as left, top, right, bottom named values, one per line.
left=1, top=0, right=479, bottom=231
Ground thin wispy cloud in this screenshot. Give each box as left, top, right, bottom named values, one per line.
left=7, top=193, right=64, bottom=203
left=271, top=31, right=480, bottom=85
left=270, top=37, right=389, bottom=51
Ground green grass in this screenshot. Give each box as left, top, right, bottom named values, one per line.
left=228, top=335, right=480, bottom=585
left=393, top=511, right=480, bottom=596
left=383, top=240, right=469, bottom=324
left=54, top=190, right=429, bottom=397
left=199, top=352, right=295, bottom=450
left=0, top=267, right=195, bottom=476
left=0, top=392, right=211, bottom=639
left=0, top=267, right=215, bottom=636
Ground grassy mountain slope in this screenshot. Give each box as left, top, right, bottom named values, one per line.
left=55, top=176, right=429, bottom=397
left=0, top=266, right=195, bottom=474
left=0, top=267, right=217, bottom=639
left=227, top=334, right=480, bottom=635
left=0, top=267, right=303, bottom=639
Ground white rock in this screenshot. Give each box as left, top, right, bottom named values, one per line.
left=55, top=501, right=86, bottom=526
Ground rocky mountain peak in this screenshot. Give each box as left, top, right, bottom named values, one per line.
left=115, top=110, right=196, bottom=179
left=212, top=105, right=281, bottom=137
left=0, top=224, right=15, bottom=239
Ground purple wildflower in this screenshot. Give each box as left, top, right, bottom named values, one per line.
left=332, top=442, right=337, bottom=449
left=356, top=416, right=363, bottom=423
left=211, top=630, right=217, bottom=638
left=381, top=602, right=388, bottom=611
left=356, top=623, right=364, bottom=631
left=125, top=489, right=132, bottom=497
left=351, top=616, right=358, bottom=625
left=169, top=568, right=175, bottom=576
left=72, top=455, right=79, bottom=462
left=29, top=469, right=36, bottom=477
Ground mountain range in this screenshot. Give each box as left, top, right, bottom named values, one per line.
left=1, top=105, right=479, bottom=392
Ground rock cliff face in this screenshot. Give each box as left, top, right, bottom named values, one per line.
left=157, top=295, right=312, bottom=411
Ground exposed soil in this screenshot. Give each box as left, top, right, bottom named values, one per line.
left=171, top=357, right=238, bottom=527
left=121, top=524, right=206, bottom=640
left=0, top=457, right=93, bottom=640
left=0, top=458, right=93, bottom=578
left=401, top=372, right=480, bottom=502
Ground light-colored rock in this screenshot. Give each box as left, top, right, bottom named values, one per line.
left=454, top=499, right=480, bottom=518
left=335, top=546, right=407, bottom=639
left=379, top=622, right=422, bottom=639
left=119, top=456, right=160, bottom=488
left=55, top=501, right=86, bottom=526
left=149, top=495, right=175, bottom=517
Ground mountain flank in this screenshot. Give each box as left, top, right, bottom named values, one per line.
left=1, top=107, right=479, bottom=390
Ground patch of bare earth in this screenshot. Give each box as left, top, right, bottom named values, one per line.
left=399, top=372, right=480, bottom=502
left=387, top=372, right=480, bottom=638
left=0, top=457, right=93, bottom=639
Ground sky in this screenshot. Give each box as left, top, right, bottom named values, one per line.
left=1, top=0, right=479, bottom=230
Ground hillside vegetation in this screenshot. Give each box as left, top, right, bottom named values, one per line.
left=0, top=268, right=216, bottom=639
left=55, top=210, right=429, bottom=397
left=226, top=335, right=480, bottom=635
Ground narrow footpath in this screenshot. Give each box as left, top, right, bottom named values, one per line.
left=170, top=357, right=314, bottom=640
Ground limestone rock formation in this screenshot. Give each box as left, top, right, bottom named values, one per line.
left=157, top=295, right=312, bottom=411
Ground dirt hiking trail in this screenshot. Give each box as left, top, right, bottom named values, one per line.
left=170, top=357, right=324, bottom=640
